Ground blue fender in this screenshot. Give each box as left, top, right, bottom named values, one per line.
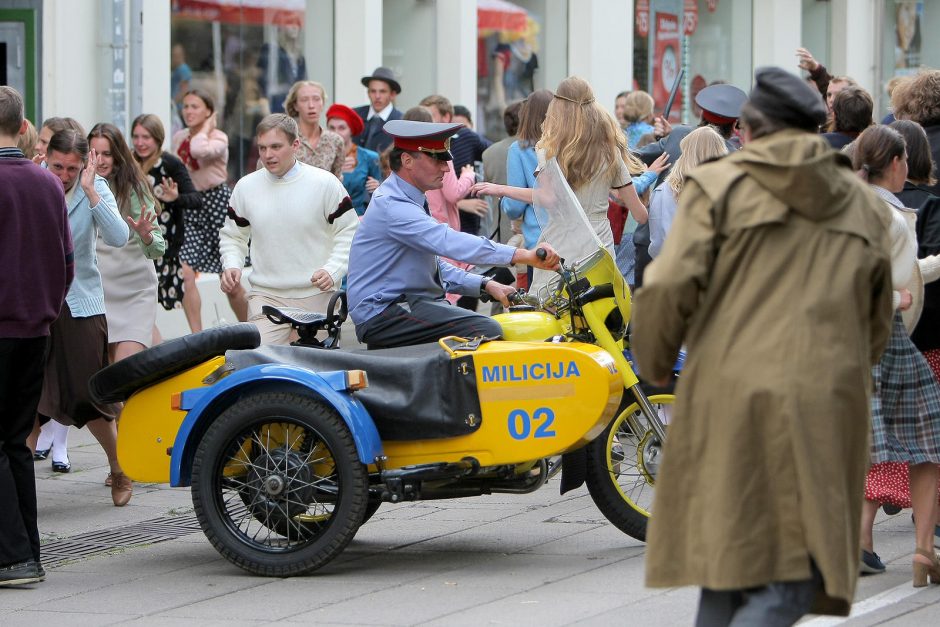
left=169, top=364, right=383, bottom=487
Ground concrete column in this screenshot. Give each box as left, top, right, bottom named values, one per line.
left=334, top=0, right=382, bottom=108
left=306, top=0, right=334, bottom=103
left=41, top=0, right=99, bottom=130
left=139, top=0, right=171, bottom=143
left=567, top=0, right=633, bottom=118
left=751, top=0, right=801, bottom=72
left=830, top=0, right=877, bottom=96
left=435, top=0, right=477, bottom=109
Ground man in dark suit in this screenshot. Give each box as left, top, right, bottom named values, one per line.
left=354, top=67, right=404, bottom=153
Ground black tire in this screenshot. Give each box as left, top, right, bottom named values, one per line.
left=585, top=388, right=675, bottom=542
left=191, top=392, right=368, bottom=576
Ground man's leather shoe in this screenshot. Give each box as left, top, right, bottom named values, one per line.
left=0, top=560, right=41, bottom=586
left=111, top=472, right=132, bottom=506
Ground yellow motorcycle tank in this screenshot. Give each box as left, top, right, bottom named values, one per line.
left=381, top=340, right=622, bottom=468
left=492, top=310, right=564, bottom=341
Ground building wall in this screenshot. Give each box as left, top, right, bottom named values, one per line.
left=31, top=1, right=912, bottom=168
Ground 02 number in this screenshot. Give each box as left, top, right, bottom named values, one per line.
left=508, top=408, right=556, bottom=440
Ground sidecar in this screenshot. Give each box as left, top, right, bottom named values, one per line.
left=90, top=323, right=622, bottom=576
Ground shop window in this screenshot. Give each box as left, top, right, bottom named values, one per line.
left=634, top=0, right=751, bottom=125
left=477, top=0, right=563, bottom=140
left=171, top=1, right=307, bottom=181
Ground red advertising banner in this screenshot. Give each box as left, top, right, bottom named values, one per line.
left=636, top=0, right=650, bottom=38
left=652, top=13, right=682, bottom=122
left=683, top=0, right=698, bottom=36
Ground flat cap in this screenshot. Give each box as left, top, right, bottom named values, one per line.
left=748, top=66, right=827, bottom=131
left=384, top=120, right=463, bottom=161
left=695, top=84, right=747, bottom=124
left=361, top=66, right=402, bottom=94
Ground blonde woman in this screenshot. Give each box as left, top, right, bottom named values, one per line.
left=284, top=80, right=345, bottom=178
left=623, top=90, right=656, bottom=149
left=648, top=127, right=728, bottom=258
left=473, top=76, right=650, bottom=260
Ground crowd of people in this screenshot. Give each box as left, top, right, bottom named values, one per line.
left=0, top=48, right=939, bottom=627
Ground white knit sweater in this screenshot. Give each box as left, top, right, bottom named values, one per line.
left=220, top=162, right=358, bottom=298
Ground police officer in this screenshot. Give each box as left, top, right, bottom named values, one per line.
left=346, top=120, right=560, bottom=349
left=633, top=83, right=748, bottom=288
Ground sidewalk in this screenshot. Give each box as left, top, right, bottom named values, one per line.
left=3, top=424, right=939, bottom=625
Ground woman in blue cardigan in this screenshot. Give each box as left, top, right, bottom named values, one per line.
left=33, top=128, right=143, bottom=507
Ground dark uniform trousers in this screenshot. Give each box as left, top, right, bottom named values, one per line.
left=695, top=561, right=823, bottom=627
left=358, top=296, right=502, bottom=349
left=0, top=336, right=48, bottom=566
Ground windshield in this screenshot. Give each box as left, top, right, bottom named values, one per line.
left=530, top=158, right=607, bottom=294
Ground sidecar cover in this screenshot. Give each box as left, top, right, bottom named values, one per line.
left=225, top=343, right=483, bottom=440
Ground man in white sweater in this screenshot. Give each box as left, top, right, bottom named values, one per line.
left=220, top=114, right=358, bottom=344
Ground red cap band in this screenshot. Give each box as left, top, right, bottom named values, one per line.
left=702, top=110, right=737, bottom=125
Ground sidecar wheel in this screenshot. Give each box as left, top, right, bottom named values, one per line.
left=191, top=392, right=368, bottom=576
left=585, top=390, right=675, bottom=542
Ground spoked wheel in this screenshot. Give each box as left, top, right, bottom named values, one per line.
left=191, top=392, right=368, bottom=576
left=585, top=388, right=675, bottom=542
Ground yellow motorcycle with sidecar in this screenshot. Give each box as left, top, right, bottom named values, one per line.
left=88, top=161, right=672, bottom=576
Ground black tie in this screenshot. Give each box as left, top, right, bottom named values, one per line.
left=423, top=200, right=431, bottom=216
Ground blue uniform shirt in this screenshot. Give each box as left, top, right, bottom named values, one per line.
left=347, top=172, right=517, bottom=326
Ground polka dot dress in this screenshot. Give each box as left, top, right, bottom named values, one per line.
left=865, top=348, right=940, bottom=507
left=179, top=183, right=228, bottom=274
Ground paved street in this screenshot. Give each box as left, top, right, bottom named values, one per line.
left=0, top=426, right=937, bottom=626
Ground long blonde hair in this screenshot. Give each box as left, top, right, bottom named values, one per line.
left=664, top=126, right=728, bottom=198
left=537, top=76, right=629, bottom=190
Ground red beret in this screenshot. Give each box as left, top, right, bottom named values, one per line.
left=326, top=104, right=364, bottom=137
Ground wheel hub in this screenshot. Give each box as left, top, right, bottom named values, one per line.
left=245, top=447, right=316, bottom=519
left=638, top=433, right=661, bottom=482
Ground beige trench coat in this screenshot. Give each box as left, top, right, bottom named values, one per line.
left=632, top=130, right=894, bottom=616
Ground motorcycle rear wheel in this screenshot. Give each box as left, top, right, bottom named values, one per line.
left=191, top=391, right=368, bottom=576
left=586, top=388, right=675, bottom=542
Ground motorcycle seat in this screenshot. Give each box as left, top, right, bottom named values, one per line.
left=89, top=324, right=261, bottom=404
left=262, top=305, right=327, bottom=331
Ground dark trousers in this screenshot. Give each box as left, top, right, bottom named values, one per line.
left=695, top=562, right=823, bottom=627
left=358, top=297, right=502, bottom=349
left=0, top=336, right=48, bottom=565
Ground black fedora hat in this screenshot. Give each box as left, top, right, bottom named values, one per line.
left=361, top=66, right=401, bottom=94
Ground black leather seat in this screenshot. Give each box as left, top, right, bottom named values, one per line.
left=225, top=343, right=483, bottom=440
left=89, top=324, right=261, bottom=404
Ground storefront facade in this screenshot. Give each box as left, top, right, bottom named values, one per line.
left=4, top=0, right=936, bottom=180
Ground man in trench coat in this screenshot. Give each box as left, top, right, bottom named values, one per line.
left=632, top=66, right=895, bottom=625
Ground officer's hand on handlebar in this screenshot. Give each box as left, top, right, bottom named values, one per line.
left=483, top=280, right=519, bottom=307
left=512, top=244, right=561, bottom=271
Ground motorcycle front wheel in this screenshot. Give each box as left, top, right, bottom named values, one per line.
left=191, top=391, right=368, bottom=576
left=585, top=388, right=675, bottom=542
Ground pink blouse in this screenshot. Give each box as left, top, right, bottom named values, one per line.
left=172, top=128, right=229, bottom=191
left=426, top=162, right=474, bottom=232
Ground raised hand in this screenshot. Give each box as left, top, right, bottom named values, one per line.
left=796, top=47, right=819, bottom=72
left=647, top=152, right=671, bottom=175
left=126, top=208, right=158, bottom=244
left=80, top=147, right=99, bottom=195
left=159, top=176, right=179, bottom=202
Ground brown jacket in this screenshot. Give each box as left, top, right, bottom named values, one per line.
left=632, top=130, right=894, bottom=615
